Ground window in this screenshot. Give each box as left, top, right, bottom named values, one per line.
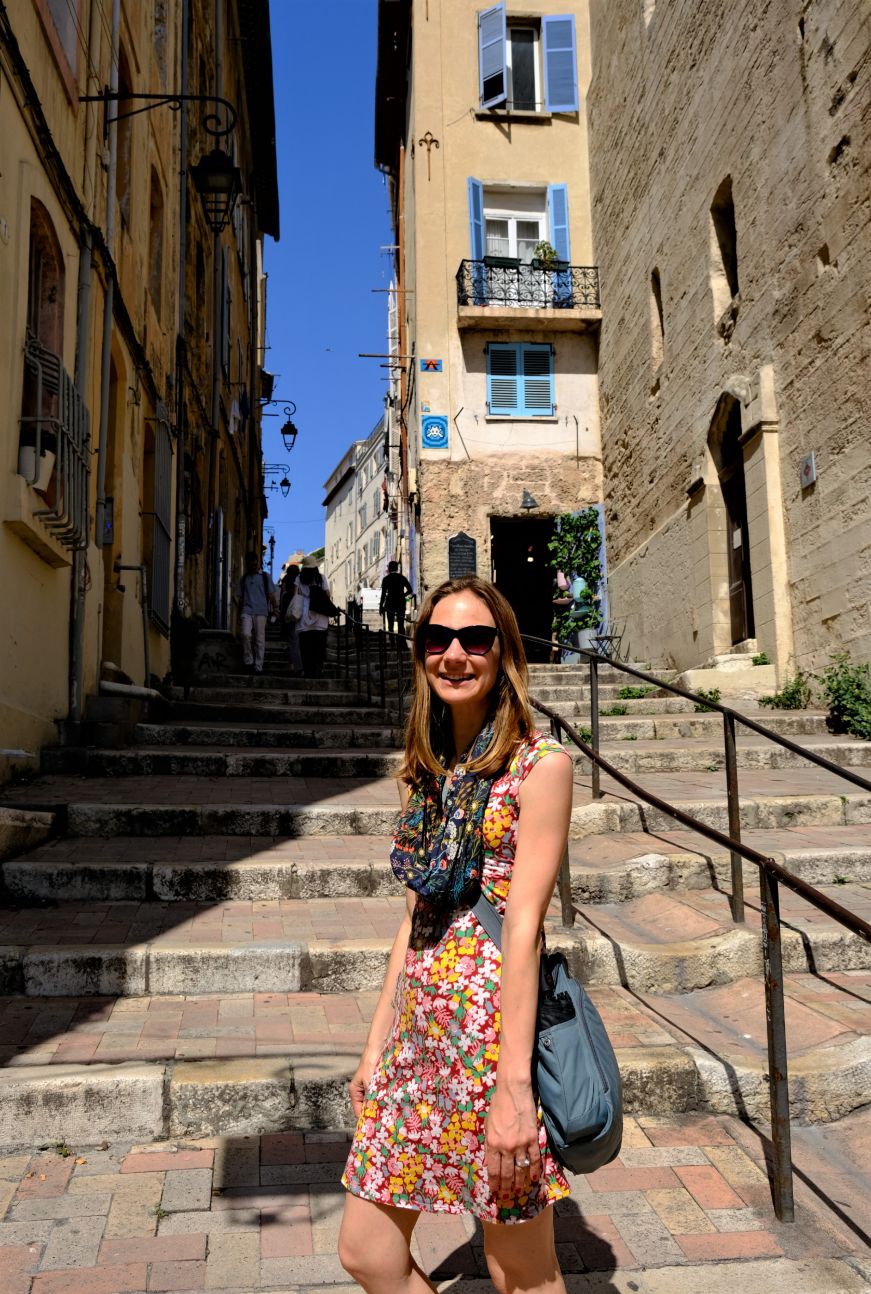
left=487, top=343, right=554, bottom=416
left=650, top=268, right=664, bottom=370
left=359, top=503, right=367, bottom=530
left=19, top=200, right=65, bottom=488
left=148, top=170, right=164, bottom=317
left=44, top=0, right=79, bottom=72
left=478, top=5, right=578, bottom=113
left=709, top=176, right=739, bottom=336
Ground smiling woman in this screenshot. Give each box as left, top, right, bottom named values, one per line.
left=339, top=575, right=574, bottom=1294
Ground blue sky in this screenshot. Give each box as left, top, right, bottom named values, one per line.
left=260, top=0, right=392, bottom=569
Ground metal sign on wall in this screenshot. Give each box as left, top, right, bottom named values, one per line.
left=448, top=531, right=477, bottom=578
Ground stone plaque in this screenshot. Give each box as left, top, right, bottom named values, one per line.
left=448, top=532, right=477, bottom=579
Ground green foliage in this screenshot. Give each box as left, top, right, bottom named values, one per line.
left=832, top=874, right=849, bottom=886
left=548, top=509, right=603, bottom=642
left=818, top=653, right=871, bottom=740
left=694, top=687, right=721, bottom=712
left=576, top=725, right=593, bottom=744
left=533, top=239, right=558, bottom=264
left=617, top=685, right=654, bottom=700
left=602, top=703, right=628, bottom=716
left=758, top=670, right=813, bottom=711
left=752, top=652, right=770, bottom=666
left=622, top=733, right=638, bottom=741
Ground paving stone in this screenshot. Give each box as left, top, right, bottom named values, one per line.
left=212, top=1136, right=260, bottom=1188
left=0, top=1242, right=42, bottom=1294
left=158, top=1208, right=258, bottom=1234
left=645, top=1188, right=715, bottom=1235
left=261, top=1253, right=349, bottom=1285
left=611, top=1203, right=687, bottom=1266
left=161, top=1168, right=213, bottom=1212
left=99, top=1233, right=207, bottom=1263
left=39, top=1213, right=106, bottom=1269
left=31, top=1263, right=149, bottom=1293
left=121, top=1150, right=213, bottom=1174
left=11, top=1193, right=112, bottom=1220
left=204, top=1230, right=260, bottom=1288
left=674, top=1164, right=745, bottom=1211
left=676, top=1229, right=784, bottom=1260
left=148, top=1258, right=208, bottom=1291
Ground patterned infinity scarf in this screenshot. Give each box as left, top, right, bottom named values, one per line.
left=390, top=723, right=496, bottom=910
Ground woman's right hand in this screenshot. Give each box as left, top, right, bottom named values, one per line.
left=348, top=1052, right=379, bottom=1118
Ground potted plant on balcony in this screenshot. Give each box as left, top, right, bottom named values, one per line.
left=532, top=239, right=569, bottom=272
left=483, top=253, right=520, bottom=268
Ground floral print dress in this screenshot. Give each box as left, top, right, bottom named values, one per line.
left=342, top=733, right=571, bottom=1223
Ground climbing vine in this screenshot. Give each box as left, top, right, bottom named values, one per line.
left=547, top=508, right=603, bottom=642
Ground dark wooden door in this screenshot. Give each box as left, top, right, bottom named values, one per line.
left=720, top=460, right=754, bottom=645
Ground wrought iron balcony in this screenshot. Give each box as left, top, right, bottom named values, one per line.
left=456, top=258, right=600, bottom=312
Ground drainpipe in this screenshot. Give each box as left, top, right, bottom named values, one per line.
left=173, top=0, right=190, bottom=613
left=94, top=0, right=122, bottom=555
left=207, top=0, right=225, bottom=624
left=68, top=0, right=105, bottom=727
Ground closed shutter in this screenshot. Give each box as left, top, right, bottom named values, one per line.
left=468, top=177, right=487, bottom=305
left=547, top=183, right=571, bottom=261
left=487, top=343, right=554, bottom=415
left=478, top=3, right=507, bottom=108
left=487, top=343, right=520, bottom=414
left=522, top=345, right=554, bottom=414
left=543, top=15, right=578, bottom=112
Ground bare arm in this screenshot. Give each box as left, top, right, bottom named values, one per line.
left=485, top=749, right=573, bottom=1198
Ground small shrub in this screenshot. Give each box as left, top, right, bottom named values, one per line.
left=752, top=652, right=770, bottom=666
left=759, top=670, right=813, bottom=711
left=832, top=874, right=849, bottom=886
left=617, top=685, right=655, bottom=700
left=819, top=653, right=871, bottom=740
left=602, top=704, right=628, bottom=716
left=694, top=687, right=721, bottom=713
left=622, top=733, right=638, bottom=741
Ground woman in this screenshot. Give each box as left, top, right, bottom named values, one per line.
left=279, top=563, right=303, bottom=677
left=340, top=575, right=574, bottom=1294
left=296, top=555, right=332, bottom=679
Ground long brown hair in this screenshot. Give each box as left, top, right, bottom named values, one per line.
left=399, top=575, right=535, bottom=786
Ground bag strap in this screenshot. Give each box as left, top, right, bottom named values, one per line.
left=471, top=891, right=503, bottom=950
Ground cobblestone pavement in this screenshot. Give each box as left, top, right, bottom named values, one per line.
left=0, top=1113, right=868, bottom=1293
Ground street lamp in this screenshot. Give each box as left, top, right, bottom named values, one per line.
left=191, top=146, right=242, bottom=235
left=280, top=403, right=299, bottom=453
left=263, top=463, right=291, bottom=498
left=521, top=489, right=539, bottom=512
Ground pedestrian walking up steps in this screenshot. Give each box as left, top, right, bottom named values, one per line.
left=0, top=627, right=869, bottom=1151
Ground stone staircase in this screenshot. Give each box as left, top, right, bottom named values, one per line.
left=0, top=630, right=869, bottom=1154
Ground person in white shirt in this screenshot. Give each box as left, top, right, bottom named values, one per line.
left=236, top=551, right=277, bottom=674
left=296, top=555, right=332, bottom=678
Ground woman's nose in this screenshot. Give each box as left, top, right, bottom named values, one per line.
left=442, top=635, right=467, bottom=661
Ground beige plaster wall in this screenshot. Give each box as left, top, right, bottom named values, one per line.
left=587, top=0, right=871, bottom=674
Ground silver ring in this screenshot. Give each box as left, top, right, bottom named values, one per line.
left=514, top=1156, right=531, bottom=1168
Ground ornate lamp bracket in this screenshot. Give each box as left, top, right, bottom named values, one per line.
left=80, top=89, right=238, bottom=140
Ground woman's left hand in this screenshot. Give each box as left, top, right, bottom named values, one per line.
left=485, top=1079, right=542, bottom=1200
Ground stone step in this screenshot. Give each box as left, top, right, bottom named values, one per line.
left=42, top=747, right=404, bottom=779
left=571, top=735, right=871, bottom=774
left=134, top=721, right=403, bottom=748
left=177, top=685, right=383, bottom=707
left=0, top=970, right=867, bottom=1147
left=8, top=825, right=871, bottom=906
left=190, top=673, right=359, bottom=690
left=0, top=879, right=867, bottom=998
left=169, top=700, right=397, bottom=725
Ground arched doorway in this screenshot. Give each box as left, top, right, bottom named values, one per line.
left=709, top=395, right=754, bottom=645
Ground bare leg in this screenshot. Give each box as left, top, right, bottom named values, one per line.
left=482, top=1205, right=566, bottom=1294
left=339, top=1192, right=436, bottom=1294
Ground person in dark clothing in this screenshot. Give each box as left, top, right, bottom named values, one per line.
left=380, top=561, right=413, bottom=636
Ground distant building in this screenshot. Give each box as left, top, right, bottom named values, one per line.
left=587, top=0, right=870, bottom=675
left=323, top=418, right=391, bottom=612
left=374, top=0, right=603, bottom=645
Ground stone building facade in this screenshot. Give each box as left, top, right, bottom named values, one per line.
left=0, top=0, right=278, bottom=777
left=375, top=0, right=603, bottom=645
left=587, top=0, right=870, bottom=676
left=323, top=418, right=391, bottom=613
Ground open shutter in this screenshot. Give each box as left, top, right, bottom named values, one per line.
left=468, top=177, right=487, bottom=305
left=521, top=345, right=554, bottom=415
left=478, top=3, right=507, bottom=108
left=547, top=184, right=571, bottom=262
left=543, top=15, right=578, bottom=112
left=487, top=344, right=520, bottom=414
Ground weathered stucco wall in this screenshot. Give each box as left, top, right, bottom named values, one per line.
left=587, top=0, right=870, bottom=673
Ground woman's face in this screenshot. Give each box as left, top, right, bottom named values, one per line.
left=423, top=592, right=501, bottom=713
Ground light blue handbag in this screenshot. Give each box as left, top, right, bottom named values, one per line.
left=472, top=892, right=623, bottom=1175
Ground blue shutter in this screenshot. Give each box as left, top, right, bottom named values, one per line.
left=543, top=15, right=578, bottom=112
left=487, top=344, right=520, bottom=414
left=487, top=344, right=553, bottom=415
left=478, top=3, right=507, bottom=108
left=521, top=344, right=554, bottom=415
left=468, top=177, right=487, bottom=305
left=547, top=184, right=571, bottom=261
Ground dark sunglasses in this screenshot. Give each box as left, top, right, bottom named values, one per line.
left=422, top=624, right=499, bottom=656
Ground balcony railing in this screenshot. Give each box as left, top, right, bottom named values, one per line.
left=18, top=334, right=90, bottom=550
left=456, top=259, right=600, bottom=311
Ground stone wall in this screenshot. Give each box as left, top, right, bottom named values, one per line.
left=418, top=456, right=602, bottom=590
left=587, top=0, right=871, bottom=674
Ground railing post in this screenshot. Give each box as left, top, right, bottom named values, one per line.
left=364, top=628, right=372, bottom=704
left=395, top=634, right=405, bottom=727
left=343, top=617, right=350, bottom=682
left=723, top=711, right=745, bottom=923
left=379, top=630, right=387, bottom=712
left=760, top=867, right=794, bottom=1222
left=589, top=654, right=602, bottom=800
left=550, top=716, right=575, bottom=928
left=355, top=621, right=362, bottom=696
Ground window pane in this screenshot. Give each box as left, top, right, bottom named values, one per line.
left=517, top=219, right=540, bottom=263
left=486, top=219, right=510, bottom=256
left=510, top=29, right=536, bottom=110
